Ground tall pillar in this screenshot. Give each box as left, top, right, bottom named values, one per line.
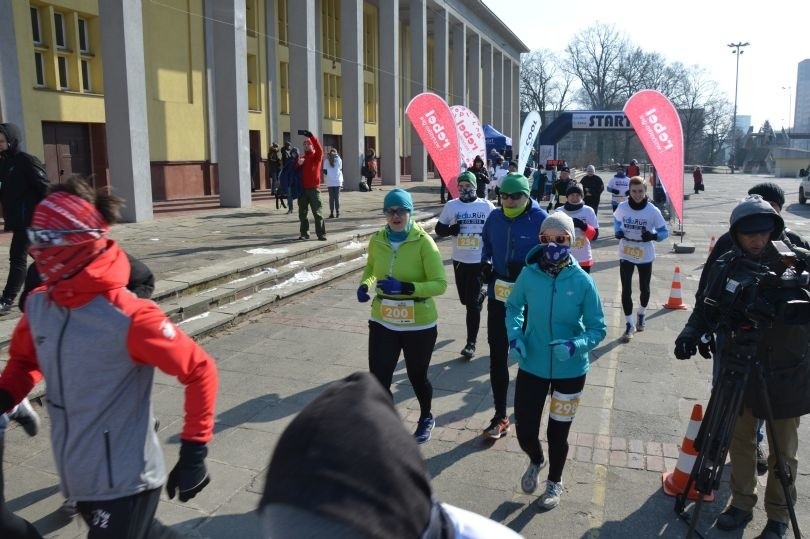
left=289, top=1, right=319, bottom=138
left=503, top=58, right=512, bottom=143
left=99, top=0, right=153, bottom=221
left=493, top=50, right=503, bottom=130
left=378, top=0, right=400, bottom=185
left=450, top=20, right=466, bottom=106
left=432, top=7, right=448, bottom=101
left=0, top=0, right=25, bottom=144
left=264, top=0, right=279, bottom=145
left=512, top=61, right=520, bottom=147
left=340, top=0, right=364, bottom=191
left=481, top=42, right=493, bottom=124
left=409, top=0, right=426, bottom=181
left=209, top=0, right=250, bottom=207
left=467, top=32, right=481, bottom=120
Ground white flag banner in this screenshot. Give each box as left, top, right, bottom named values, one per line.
left=517, top=111, right=542, bottom=173
left=450, top=105, right=487, bottom=168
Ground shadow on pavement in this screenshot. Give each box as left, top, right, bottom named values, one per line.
left=176, top=511, right=263, bottom=539
left=490, top=500, right=537, bottom=535
left=424, top=437, right=496, bottom=480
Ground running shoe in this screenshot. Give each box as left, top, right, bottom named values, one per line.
left=537, top=480, right=563, bottom=510
left=636, top=314, right=646, bottom=332
left=520, top=458, right=547, bottom=494
left=460, top=342, right=476, bottom=359
left=413, top=415, right=435, bottom=445
left=8, top=398, right=40, bottom=437
left=483, top=415, right=510, bottom=439
left=620, top=322, right=635, bottom=343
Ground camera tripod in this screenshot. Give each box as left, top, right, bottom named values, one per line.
left=674, top=330, right=802, bottom=539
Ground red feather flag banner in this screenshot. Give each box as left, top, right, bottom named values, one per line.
left=623, top=90, right=685, bottom=221
left=406, top=92, right=462, bottom=199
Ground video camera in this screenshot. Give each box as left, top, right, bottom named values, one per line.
left=702, top=241, right=810, bottom=330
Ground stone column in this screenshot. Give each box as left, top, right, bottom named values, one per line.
left=340, top=0, right=364, bottom=191
left=208, top=0, right=250, bottom=207
left=378, top=0, right=400, bottom=185
left=467, top=32, right=481, bottom=120
left=503, top=57, right=512, bottom=143
left=432, top=7, right=448, bottom=101
left=264, top=0, right=279, bottom=145
left=492, top=50, right=503, bottom=130
left=0, top=0, right=25, bottom=144
left=481, top=42, right=492, bottom=125
left=288, top=1, right=319, bottom=137
left=450, top=19, right=466, bottom=106
left=512, top=60, right=520, bottom=147
left=409, top=0, right=426, bottom=181
left=99, top=0, right=153, bottom=221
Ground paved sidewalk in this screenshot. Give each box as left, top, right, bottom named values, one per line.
left=2, top=173, right=809, bottom=538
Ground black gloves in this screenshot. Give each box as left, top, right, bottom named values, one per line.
left=614, top=230, right=625, bottom=240
left=447, top=223, right=461, bottom=236
left=167, top=441, right=210, bottom=502
left=434, top=222, right=460, bottom=237
left=572, top=217, right=587, bottom=231
left=697, top=333, right=716, bottom=359
left=546, top=202, right=553, bottom=212
left=0, top=389, right=12, bottom=413
left=480, top=262, right=493, bottom=284
left=301, top=130, right=313, bottom=138
left=641, top=228, right=658, bottom=242
left=674, top=328, right=699, bottom=360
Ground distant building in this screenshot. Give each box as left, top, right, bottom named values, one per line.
left=0, top=0, right=527, bottom=221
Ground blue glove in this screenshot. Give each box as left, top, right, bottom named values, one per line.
left=508, top=338, right=526, bottom=361
left=356, top=284, right=370, bottom=303
left=550, top=339, right=575, bottom=361
left=377, top=276, right=414, bottom=295
left=614, top=230, right=625, bottom=240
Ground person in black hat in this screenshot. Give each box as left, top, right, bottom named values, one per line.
left=259, top=372, right=523, bottom=539
left=675, top=195, right=810, bottom=539
left=547, top=167, right=575, bottom=211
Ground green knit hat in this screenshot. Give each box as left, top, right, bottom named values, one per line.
left=457, top=171, right=476, bottom=185
left=499, top=172, right=530, bottom=196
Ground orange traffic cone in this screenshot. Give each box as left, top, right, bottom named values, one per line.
left=708, top=236, right=716, bottom=254
left=662, top=404, right=715, bottom=501
left=663, top=266, right=689, bottom=310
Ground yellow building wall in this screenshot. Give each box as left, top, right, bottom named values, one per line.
left=143, top=0, right=208, bottom=162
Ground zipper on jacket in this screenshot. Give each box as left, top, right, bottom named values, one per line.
left=56, top=310, right=71, bottom=497
left=549, top=274, right=558, bottom=379
left=104, top=430, right=114, bottom=489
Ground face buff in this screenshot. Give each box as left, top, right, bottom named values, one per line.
left=502, top=203, right=526, bottom=219
left=543, top=242, right=570, bottom=264
left=458, top=186, right=477, bottom=202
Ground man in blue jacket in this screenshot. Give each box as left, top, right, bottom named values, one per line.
left=479, top=173, right=547, bottom=440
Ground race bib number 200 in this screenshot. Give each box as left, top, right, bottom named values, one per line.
left=381, top=299, right=415, bottom=324
left=493, top=279, right=514, bottom=302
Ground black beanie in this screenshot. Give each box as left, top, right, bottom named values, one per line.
left=748, top=182, right=785, bottom=209
left=259, top=372, right=433, bottom=538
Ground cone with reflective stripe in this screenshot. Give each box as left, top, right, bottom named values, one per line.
left=663, top=266, right=689, bottom=310
left=708, top=236, right=716, bottom=254
left=662, top=404, right=715, bottom=501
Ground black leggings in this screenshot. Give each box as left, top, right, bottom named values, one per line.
left=0, top=435, right=43, bottom=539
left=619, top=259, right=652, bottom=316
left=2, top=229, right=30, bottom=304
left=453, top=261, right=483, bottom=344
left=514, top=370, right=586, bottom=483
left=368, top=321, right=437, bottom=419
left=76, top=488, right=182, bottom=539
left=487, top=299, right=510, bottom=418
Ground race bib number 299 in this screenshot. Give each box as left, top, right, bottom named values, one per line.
left=549, top=391, right=582, bottom=422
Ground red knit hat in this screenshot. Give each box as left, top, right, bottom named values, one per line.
left=31, top=191, right=108, bottom=244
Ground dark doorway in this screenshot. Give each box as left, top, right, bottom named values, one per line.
left=249, top=129, right=261, bottom=190
left=42, top=122, right=92, bottom=185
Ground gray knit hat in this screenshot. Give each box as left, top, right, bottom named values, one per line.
left=541, top=211, right=576, bottom=241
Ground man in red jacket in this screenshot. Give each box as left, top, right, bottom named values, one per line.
left=297, top=130, right=326, bottom=241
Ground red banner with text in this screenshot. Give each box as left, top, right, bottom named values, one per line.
left=406, top=93, right=462, bottom=199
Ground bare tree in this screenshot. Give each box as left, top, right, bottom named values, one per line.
left=702, top=95, right=733, bottom=165
left=519, top=49, right=573, bottom=114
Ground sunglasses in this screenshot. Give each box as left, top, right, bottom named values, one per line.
left=539, top=235, right=570, bottom=245
left=384, top=208, right=410, bottom=217
left=27, top=228, right=105, bottom=247
left=499, top=192, right=525, bottom=201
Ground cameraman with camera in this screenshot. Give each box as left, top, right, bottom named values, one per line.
left=674, top=195, right=810, bottom=539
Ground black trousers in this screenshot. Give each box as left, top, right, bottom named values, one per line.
left=514, top=370, right=586, bottom=483
left=0, top=435, right=42, bottom=539
left=77, top=488, right=182, bottom=539
left=584, top=198, right=600, bottom=216
left=486, top=299, right=510, bottom=418
left=368, top=321, right=437, bottom=419
left=619, top=259, right=652, bottom=316
left=453, top=261, right=483, bottom=345
left=2, top=229, right=30, bottom=304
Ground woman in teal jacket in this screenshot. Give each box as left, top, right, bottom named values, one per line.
left=505, top=212, right=606, bottom=511
left=357, top=189, right=447, bottom=445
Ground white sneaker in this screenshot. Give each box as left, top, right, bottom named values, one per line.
left=520, top=458, right=547, bottom=494
left=8, top=398, right=40, bottom=436
left=620, top=323, right=635, bottom=343
left=537, top=480, right=563, bottom=510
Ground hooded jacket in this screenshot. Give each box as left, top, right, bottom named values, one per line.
left=0, top=123, right=49, bottom=230
left=360, top=222, right=447, bottom=329
left=505, top=246, right=606, bottom=379
left=686, top=196, right=810, bottom=418
left=480, top=201, right=548, bottom=299
left=300, top=134, right=324, bottom=189
left=0, top=241, right=218, bottom=500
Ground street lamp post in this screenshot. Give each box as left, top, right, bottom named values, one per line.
left=728, top=41, right=749, bottom=174
left=782, top=85, right=792, bottom=136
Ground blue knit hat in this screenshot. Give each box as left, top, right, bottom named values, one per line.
left=383, top=189, right=414, bottom=212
